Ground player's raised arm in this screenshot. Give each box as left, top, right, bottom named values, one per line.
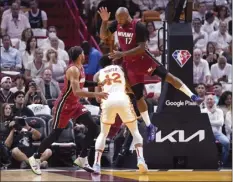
left=67, top=67, right=108, bottom=99
left=98, top=7, right=113, bottom=40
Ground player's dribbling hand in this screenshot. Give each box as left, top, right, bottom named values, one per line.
left=98, top=7, right=111, bottom=22
left=95, top=92, right=109, bottom=100
left=109, top=50, right=123, bottom=61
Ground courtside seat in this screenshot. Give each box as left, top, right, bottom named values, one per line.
left=25, top=117, right=47, bottom=147
left=35, top=114, right=53, bottom=134
left=48, top=119, right=76, bottom=148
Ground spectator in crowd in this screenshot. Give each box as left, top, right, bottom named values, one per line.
left=210, top=55, right=232, bottom=90
left=132, top=0, right=166, bottom=11
left=27, top=95, right=51, bottom=115
left=10, top=74, right=26, bottom=93
left=25, top=0, right=48, bottom=29
left=225, top=107, right=232, bottom=140
left=146, top=22, right=163, bottom=58
left=4, top=117, right=52, bottom=169
left=122, top=0, right=141, bottom=18
left=195, top=83, right=207, bottom=109
left=39, top=26, right=65, bottom=50
left=0, top=103, right=13, bottom=167
left=0, top=76, right=15, bottom=104
left=218, top=91, right=232, bottom=117
left=193, top=48, right=211, bottom=85
left=24, top=81, right=47, bottom=106
left=24, top=48, right=49, bottom=81
left=81, top=41, right=102, bottom=80
left=18, top=28, right=34, bottom=52
left=203, top=42, right=219, bottom=68
left=35, top=69, right=61, bottom=100
left=192, top=18, right=208, bottom=52
left=193, top=2, right=207, bottom=24
left=202, top=11, right=219, bottom=38
left=209, top=21, right=232, bottom=52
left=201, top=94, right=230, bottom=167
left=1, top=2, right=30, bottom=38
left=213, top=82, right=223, bottom=104
left=21, top=37, right=38, bottom=70
left=1, top=34, right=22, bottom=71
left=1, top=0, right=25, bottom=18
left=45, top=48, right=67, bottom=82
left=217, top=5, right=232, bottom=24
left=12, top=91, right=34, bottom=117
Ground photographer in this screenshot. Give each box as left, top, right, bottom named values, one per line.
left=4, top=117, right=52, bottom=169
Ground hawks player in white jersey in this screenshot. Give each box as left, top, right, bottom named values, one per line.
left=92, top=55, right=148, bottom=174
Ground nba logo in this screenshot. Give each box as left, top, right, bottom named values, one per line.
left=172, top=50, right=191, bottom=68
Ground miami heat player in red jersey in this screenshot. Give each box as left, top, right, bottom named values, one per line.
left=98, top=7, right=202, bottom=143
left=28, top=46, right=108, bottom=175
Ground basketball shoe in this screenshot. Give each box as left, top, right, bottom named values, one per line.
left=28, top=156, right=41, bottom=175
left=74, top=157, right=94, bottom=173
left=137, top=157, right=148, bottom=173
left=92, top=163, right=101, bottom=174
left=147, top=124, right=157, bottom=143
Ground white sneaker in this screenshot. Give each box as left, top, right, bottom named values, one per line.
left=74, top=157, right=94, bottom=173
left=28, top=156, right=41, bottom=175
left=137, top=158, right=148, bottom=174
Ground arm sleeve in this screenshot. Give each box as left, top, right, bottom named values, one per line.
left=108, top=20, right=118, bottom=33
left=135, top=22, right=149, bottom=43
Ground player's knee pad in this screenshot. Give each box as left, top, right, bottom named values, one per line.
left=131, top=83, right=144, bottom=100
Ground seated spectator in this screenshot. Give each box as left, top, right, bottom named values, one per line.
left=1, top=34, right=22, bottom=71
left=209, top=21, right=232, bottom=52
left=25, top=0, right=47, bottom=29
left=201, top=94, right=230, bottom=166
left=24, top=81, right=47, bottom=105
left=45, top=35, right=69, bottom=64
left=195, top=83, right=207, bottom=109
left=24, top=48, right=49, bottom=81
left=12, top=91, right=34, bottom=117
left=4, top=117, right=52, bottom=169
left=45, top=48, right=67, bottom=82
left=202, top=11, right=219, bottom=38
left=216, top=5, right=232, bottom=24
left=202, top=42, right=219, bottom=68
left=210, top=55, right=232, bottom=90
left=192, top=2, right=207, bottom=24
left=21, top=37, right=38, bottom=70
left=133, top=0, right=162, bottom=11
left=10, top=74, right=26, bottom=93
left=18, top=28, right=34, bottom=52
left=81, top=41, right=102, bottom=80
left=1, top=2, right=30, bottom=39
left=39, top=26, right=65, bottom=50
left=217, top=91, right=232, bottom=117
left=1, top=0, right=25, bottom=18
left=225, top=109, right=232, bottom=140
left=193, top=48, right=212, bottom=85
left=192, top=18, right=208, bottom=52
left=27, top=95, right=51, bottom=115
left=146, top=22, right=162, bottom=58
left=0, top=76, right=15, bottom=104
left=213, top=82, right=223, bottom=104
left=35, top=69, right=61, bottom=100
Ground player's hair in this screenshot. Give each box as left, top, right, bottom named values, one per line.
left=99, top=55, right=112, bottom=68
left=68, top=46, right=83, bottom=62
left=195, top=83, right=206, bottom=88
left=213, top=82, right=222, bottom=87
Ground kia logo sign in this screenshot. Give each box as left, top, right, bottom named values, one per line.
left=155, top=130, right=205, bottom=143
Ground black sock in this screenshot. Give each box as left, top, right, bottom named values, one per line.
left=80, top=148, right=90, bottom=158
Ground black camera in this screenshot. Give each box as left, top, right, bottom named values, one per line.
left=8, top=117, right=26, bottom=131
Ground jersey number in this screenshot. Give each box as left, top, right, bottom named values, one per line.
left=125, top=38, right=132, bottom=44
left=105, top=73, right=122, bottom=85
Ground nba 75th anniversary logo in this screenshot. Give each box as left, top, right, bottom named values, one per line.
left=172, top=50, right=191, bottom=68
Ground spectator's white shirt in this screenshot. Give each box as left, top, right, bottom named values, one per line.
left=10, top=86, right=25, bottom=93
left=26, top=61, right=49, bottom=79
left=39, top=38, right=65, bottom=50
left=201, top=106, right=224, bottom=133
left=209, top=30, right=232, bottom=51
left=193, top=58, right=211, bottom=84
left=216, top=17, right=232, bottom=25
left=2, top=9, right=25, bottom=18
left=25, top=9, right=48, bottom=21
left=193, top=30, right=209, bottom=52
left=225, top=110, right=232, bottom=139
left=21, top=51, right=35, bottom=68
left=44, top=48, right=69, bottom=64
left=27, top=104, right=51, bottom=115
left=210, top=63, right=232, bottom=83
left=202, top=20, right=219, bottom=37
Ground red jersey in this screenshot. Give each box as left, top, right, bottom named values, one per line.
left=57, top=64, right=85, bottom=105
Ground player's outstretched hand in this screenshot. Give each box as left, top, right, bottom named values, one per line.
left=98, top=7, right=111, bottom=22
left=109, top=50, right=123, bottom=61
left=95, top=92, right=109, bottom=100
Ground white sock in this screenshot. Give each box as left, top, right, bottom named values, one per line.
left=179, top=84, right=194, bottom=98
left=141, top=111, right=151, bottom=127
left=135, top=146, right=144, bottom=159
left=94, top=151, right=102, bottom=165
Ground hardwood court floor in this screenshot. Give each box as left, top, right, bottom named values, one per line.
left=1, top=169, right=232, bottom=181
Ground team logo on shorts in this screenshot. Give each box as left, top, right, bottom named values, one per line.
left=172, top=50, right=191, bottom=68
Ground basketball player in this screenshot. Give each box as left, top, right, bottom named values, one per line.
left=28, top=46, right=108, bottom=175
left=92, top=55, right=148, bottom=174
left=98, top=7, right=202, bottom=142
